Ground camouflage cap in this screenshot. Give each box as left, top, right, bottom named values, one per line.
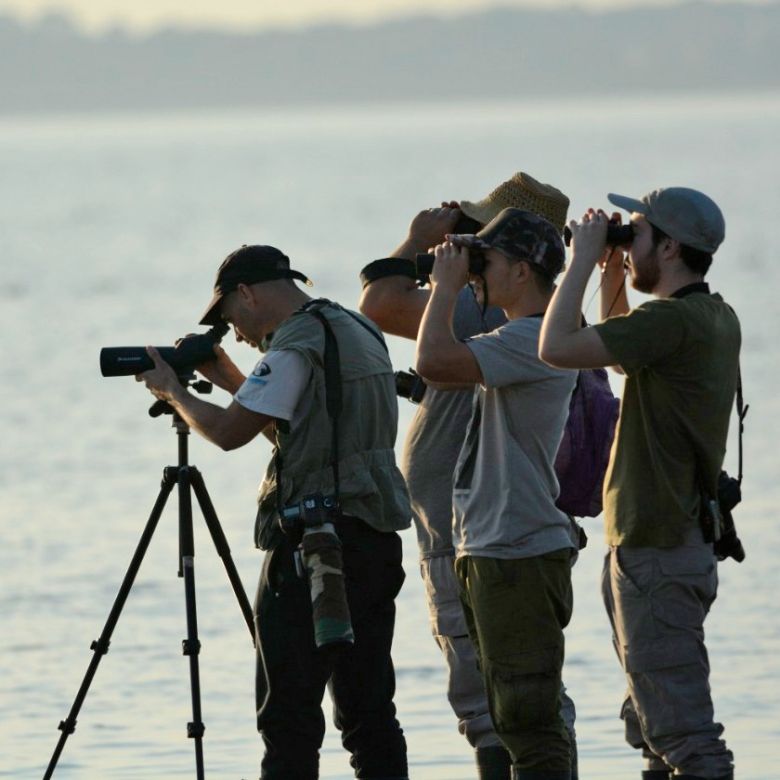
left=459, top=207, right=566, bottom=278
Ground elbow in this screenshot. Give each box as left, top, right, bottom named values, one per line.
left=539, top=341, right=557, bottom=366
left=358, top=288, right=389, bottom=330
left=539, top=339, right=568, bottom=368
left=218, top=434, right=246, bottom=452
left=416, top=351, right=447, bottom=383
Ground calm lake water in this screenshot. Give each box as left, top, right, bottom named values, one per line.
left=2, top=94, right=779, bottom=779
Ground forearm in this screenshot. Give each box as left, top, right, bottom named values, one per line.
left=416, top=285, right=460, bottom=379
left=600, top=269, right=629, bottom=321
left=390, top=236, right=426, bottom=260
left=545, top=259, right=592, bottom=343
left=166, top=386, right=249, bottom=450
left=540, top=254, right=600, bottom=368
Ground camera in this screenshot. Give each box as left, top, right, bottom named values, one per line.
left=395, top=368, right=426, bottom=404
left=279, top=492, right=353, bottom=649
left=713, top=471, right=745, bottom=563
left=701, top=470, right=745, bottom=563
left=279, top=492, right=338, bottom=535
left=99, top=322, right=229, bottom=378
left=563, top=223, right=635, bottom=248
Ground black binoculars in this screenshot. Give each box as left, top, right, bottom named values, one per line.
left=415, top=249, right=488, bottom=277
left=563, top=223, right=635, bottom=248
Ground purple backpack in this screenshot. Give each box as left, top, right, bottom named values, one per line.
left=554, top=367, right=619, bottom=517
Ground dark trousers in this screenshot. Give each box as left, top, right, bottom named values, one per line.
left=455, top=550, right=573, bottom=772
left=254, top=516, right=408, bottom=779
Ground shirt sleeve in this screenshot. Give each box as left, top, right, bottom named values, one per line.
left=465, top=319, right=554, bottom=388
left=234, top=349, right=312, bottom=421
left=593, top=299, right=685, bottom=375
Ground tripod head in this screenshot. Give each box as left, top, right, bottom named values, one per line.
left=148, top=375, right=214, bottom=418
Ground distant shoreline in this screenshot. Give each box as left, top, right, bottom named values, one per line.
left=2, top=2, right=779, bottom=116
left=1, top=89, right=779, bottom=126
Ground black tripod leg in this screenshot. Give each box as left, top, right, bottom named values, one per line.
left=189, top=468, right=256, bottom=642
left=43, top=467, right=178, bottom=780
left=177, top=466, right=206, bottom=780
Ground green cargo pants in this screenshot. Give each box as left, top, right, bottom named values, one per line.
left=455, top=549, right=573, bottom=772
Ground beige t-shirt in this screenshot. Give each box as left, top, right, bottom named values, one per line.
left=453, top=316, right=577, bottom=560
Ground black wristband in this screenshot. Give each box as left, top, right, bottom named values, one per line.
left=359, top=258, right=418, bottom=289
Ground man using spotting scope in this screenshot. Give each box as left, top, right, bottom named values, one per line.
left=137, top=244, right=411, bottom=780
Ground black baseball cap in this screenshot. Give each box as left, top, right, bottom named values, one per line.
left=199, top=245, right=310, bottom=325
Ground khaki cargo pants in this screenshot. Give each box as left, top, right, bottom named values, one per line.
left=602, top=541, right=734, bottom=776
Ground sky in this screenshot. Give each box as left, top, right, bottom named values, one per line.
left=0, top=0, right=771, bottom=33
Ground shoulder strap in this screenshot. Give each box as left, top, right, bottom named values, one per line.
left=273, top=301, right=344, bottom=515
left=307, top=306, right=343, bottom=505
left=341, top=307, right=389, bottom=353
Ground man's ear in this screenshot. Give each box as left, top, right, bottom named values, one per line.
left=515, top=259, right=533, bottom=284
left=661, top=237, right=681, bottom=261
left=236, top=283, right=254, bottom=305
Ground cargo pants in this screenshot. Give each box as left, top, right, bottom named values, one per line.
left=455, top=549, right=574, bottom=773
left=601, top=536, right=734, bottom=777
left=421, top=553, right=578, bottom=752
left=254, top=516, right=408, bottom=779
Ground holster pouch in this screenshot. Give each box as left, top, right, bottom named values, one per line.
left=300, top=522, right=355, bottom=649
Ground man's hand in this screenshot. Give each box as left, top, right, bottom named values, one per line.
left=430, top=239, right=470, bottom=293
left=135, top=346, right=181, bottom=402
left=539, top=208, right=618, bottom=370
left=598, top=211, right=627, bottom=278
left=196, top=344, right=246, bottom=394
left=569, top=208, right=609, bottom=268
left=405, top=206, right=462, bottom=255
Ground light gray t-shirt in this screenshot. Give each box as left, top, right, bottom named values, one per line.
left=453, top=316, right=577, bottom=560
left=400, top=287, right=506, bottom=559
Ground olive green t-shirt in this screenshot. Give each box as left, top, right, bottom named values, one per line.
left=593, top=287, right=740, bottom=547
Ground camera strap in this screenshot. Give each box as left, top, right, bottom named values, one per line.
left=695, top=300, right=748, bottom=553
left=724, top=301, right=748, bottom=486
left=735, top=364, right=748, bottom=486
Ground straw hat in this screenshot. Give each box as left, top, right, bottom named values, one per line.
left=460, top=172, right=570, bottom=234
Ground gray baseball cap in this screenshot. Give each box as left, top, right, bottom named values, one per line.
left=459, top=207, right=566, bottom=278
left=607, top=187, right=725, bottom=254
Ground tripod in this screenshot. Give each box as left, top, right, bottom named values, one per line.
left=43, top=409, right=256, bottom=780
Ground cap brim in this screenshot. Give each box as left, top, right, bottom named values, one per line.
left=607, top=193, right=647, bottom=214
left=199, top=291, right=224, bottom=326
left=450, top=233, right=491, bottom=250
left=459, top=199, right=500, bottom=227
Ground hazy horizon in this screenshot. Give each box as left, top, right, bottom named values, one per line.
left=2, top=0, right=778, bottom=33
left=2, top=1, right=778, bottom=117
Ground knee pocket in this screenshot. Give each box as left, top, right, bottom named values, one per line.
left=624, top=636, right=714, bottom=735
left=488, top=647, right=562, bottom=732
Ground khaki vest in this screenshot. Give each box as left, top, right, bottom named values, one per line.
left=255, top=301, right=411, bottom=549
